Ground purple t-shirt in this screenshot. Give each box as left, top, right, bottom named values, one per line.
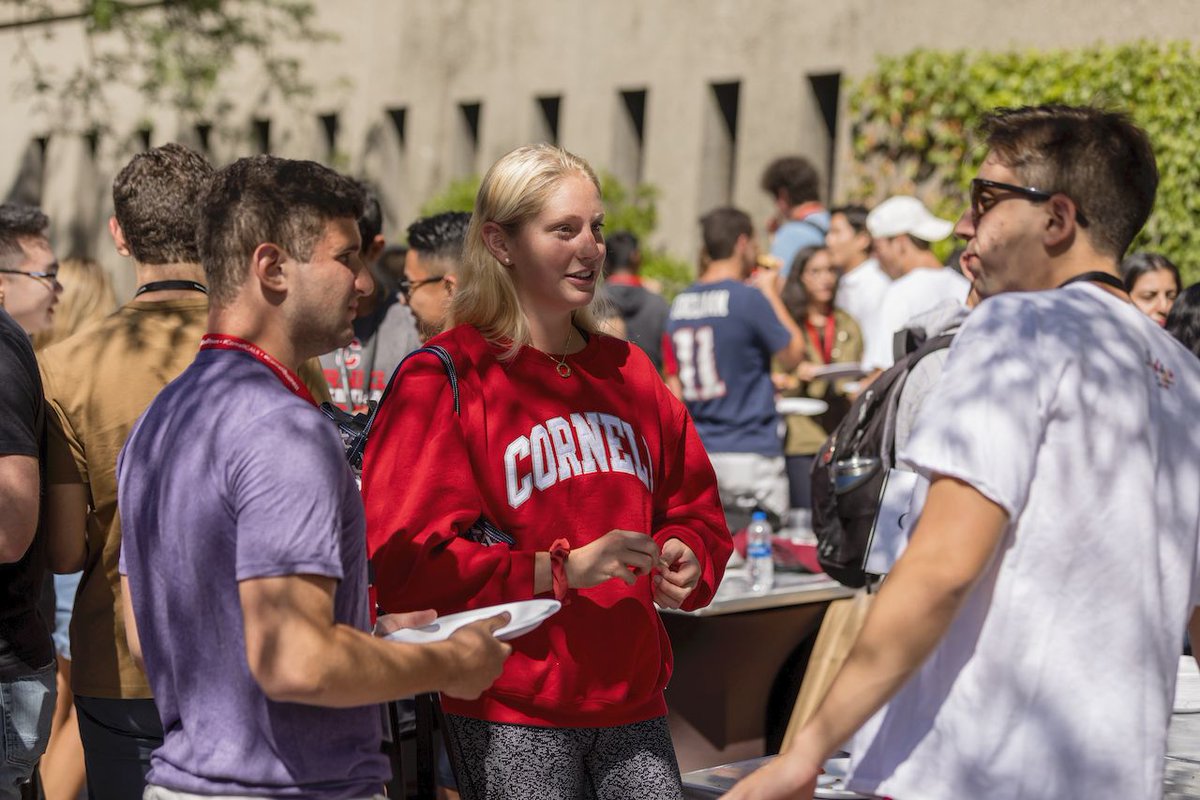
left=118, top=348, right=389, bottom=798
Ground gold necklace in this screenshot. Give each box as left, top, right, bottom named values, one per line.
left=545, top=327, right=574, bottom=378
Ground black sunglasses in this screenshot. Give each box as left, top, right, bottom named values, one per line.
left=397, top=275, right=446, bottom=299
left=970, top=179, right=1089, bottom=227
left=0, top=267, right=60, bottom=284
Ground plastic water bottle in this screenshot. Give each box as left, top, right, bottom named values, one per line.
left=747, top=511, right=775, bottom=593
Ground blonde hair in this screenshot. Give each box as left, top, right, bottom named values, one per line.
left=448, top=143, right=607, bottom=359
left=33, top=258, right=117, bottom=350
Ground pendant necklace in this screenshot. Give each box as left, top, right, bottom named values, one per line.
left=546, top=327, right=574, bottom=378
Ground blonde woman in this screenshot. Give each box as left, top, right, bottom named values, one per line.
left=363, top=144, right=731, bottom=799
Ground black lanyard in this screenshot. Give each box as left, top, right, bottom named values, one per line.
left=1057, top=271, right=1126, bottom=292
left=134, top=280, right=208, bottom=297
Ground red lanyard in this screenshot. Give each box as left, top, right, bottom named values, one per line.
left=200, top=333, right=317, bottom=407
left=804, top=315, right=836, bottom=365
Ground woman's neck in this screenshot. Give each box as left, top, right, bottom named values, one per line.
left=807, top=301, right=833, bottom=323
left=525, top=310, right=583, bottom=355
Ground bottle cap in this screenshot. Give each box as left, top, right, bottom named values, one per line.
left=751, top=511, right=768, bottom=521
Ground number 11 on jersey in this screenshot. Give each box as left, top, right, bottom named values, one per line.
left=672, top=326, right=726, bottom=401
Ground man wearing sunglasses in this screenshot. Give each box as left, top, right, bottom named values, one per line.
left=730, top=105, right=1200, bottom=800
left=0, top=204, right=61, bottom=337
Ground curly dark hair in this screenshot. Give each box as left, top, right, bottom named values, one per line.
left=760, top=156, right=821, bottom=208
left=0, top=204, right=50, bottom=269
left=112, top=143, right=213, bottom=265
left=197, top=155, right=364, bottom=305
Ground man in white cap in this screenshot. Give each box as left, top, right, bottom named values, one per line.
left=861, top=196, right=970, bottom=372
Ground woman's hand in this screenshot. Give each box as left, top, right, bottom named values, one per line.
left=795, top=361, right=820, bottom=383
left=652, top=538, right=702, bottom=609
left=565, top=529, right=660, bottom=589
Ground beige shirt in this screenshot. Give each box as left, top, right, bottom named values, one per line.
left=39, top=298, right=331, bottom=698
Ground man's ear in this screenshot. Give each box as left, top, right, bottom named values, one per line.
left=251, top=243, right=288, bottom=293
left=1044, top=195, right=1078, bottom=250
left=365, top=234, right=386, bottom=265
left=443, top=272, right=458, bottom=296
left=481, top=221, right=512, bottom=266
left=108, top=217, right=132, bottom=258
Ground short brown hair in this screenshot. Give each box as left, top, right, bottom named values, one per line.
left=699, top=207, right=753, bottom=261
left=112, top=143, right=212, bottom=265
left=760, top=156, right=821, bottom=208
left=197, top=155, right=364, bottom=306
left=981, top=105, right=1157, bottom=259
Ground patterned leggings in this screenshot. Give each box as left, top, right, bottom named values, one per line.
left=443, top=714, right=684, bottom=800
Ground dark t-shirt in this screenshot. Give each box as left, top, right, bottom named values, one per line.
left=665, top=280, right=791, bottom=456
left=0, top=308, right=52, bottom=678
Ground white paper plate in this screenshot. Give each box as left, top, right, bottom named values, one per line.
left=811, top=362, right=865, bottom=381
left=383, top=599, right=561, bottom=645
left=777, top=397, right=829, bottom=416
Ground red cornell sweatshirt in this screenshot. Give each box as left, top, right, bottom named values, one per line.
left=362, top=324, right=732, bottom=728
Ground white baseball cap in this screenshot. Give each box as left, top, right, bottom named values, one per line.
left=866, top=196, right=954, bottom=242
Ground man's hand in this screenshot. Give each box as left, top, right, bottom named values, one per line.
left=566, top=529, right=660, bottom=589
left=374, top=609, right=437, bottom=637
left=747, top=267, right=781, bottom=297
left=440, top=614, right=513, bottom=700
left=724, top=751, right=821, bottom=800
left=653, top=538, right=701, bottom=609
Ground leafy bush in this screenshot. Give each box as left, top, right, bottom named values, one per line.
left=846, top=41, right=1200, bottom=283
left=419, top=171, right=694, bottom=298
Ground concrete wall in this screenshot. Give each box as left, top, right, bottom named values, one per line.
left=2, top=0, right=1197, bottom=296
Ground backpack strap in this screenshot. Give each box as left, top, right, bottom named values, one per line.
left=878, top=331, right=957, bottom=466
left=343, top=344, right=459, bottom=469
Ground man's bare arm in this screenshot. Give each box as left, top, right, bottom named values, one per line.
left=0, top=454, right=39, bottom=563
left=44, top=482, right=88, bottom=573
left=726, top=475, right=1009, bottom=799
left=239, top=573, right=510, bottom=708
left=748, top=269, right=806, bottom=370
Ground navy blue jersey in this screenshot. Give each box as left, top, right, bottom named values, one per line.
left=665, top=280, right=790, bottom=455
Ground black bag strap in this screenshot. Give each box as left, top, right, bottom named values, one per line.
left=346, top=344, right=459, bottom=468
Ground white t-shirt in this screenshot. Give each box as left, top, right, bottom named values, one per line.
left=835, top=257, right=891, bottom=358
left=863, top=267, right=970, bottom=370
left=848, top=283, right=1200, bottom=800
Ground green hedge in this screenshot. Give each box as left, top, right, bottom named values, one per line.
left=846, top=41, right=1200, bottom=283
left=420, top=172, right=694, bottom=298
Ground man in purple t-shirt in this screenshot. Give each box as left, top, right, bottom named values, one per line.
left=117, top=155, right=510, bottom=800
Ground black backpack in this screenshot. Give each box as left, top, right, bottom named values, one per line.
left=810, top=332, right=955, bottom=588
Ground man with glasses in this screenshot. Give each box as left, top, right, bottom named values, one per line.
left=401, top=211, right=471, bottom=341
left=0, top=204, right=57, bottom=798
left=319, top=183, right=421, bottom=413
left=730, top=105, right=1200, bottom=800
left=0, top=204, right=61, bottom=337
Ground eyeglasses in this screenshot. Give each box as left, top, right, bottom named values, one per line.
left=0, top=268, right=60, bottom=286
left=397, top=275, right=445, bottom=299
left=970, top=178, right=1089, bottom=227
